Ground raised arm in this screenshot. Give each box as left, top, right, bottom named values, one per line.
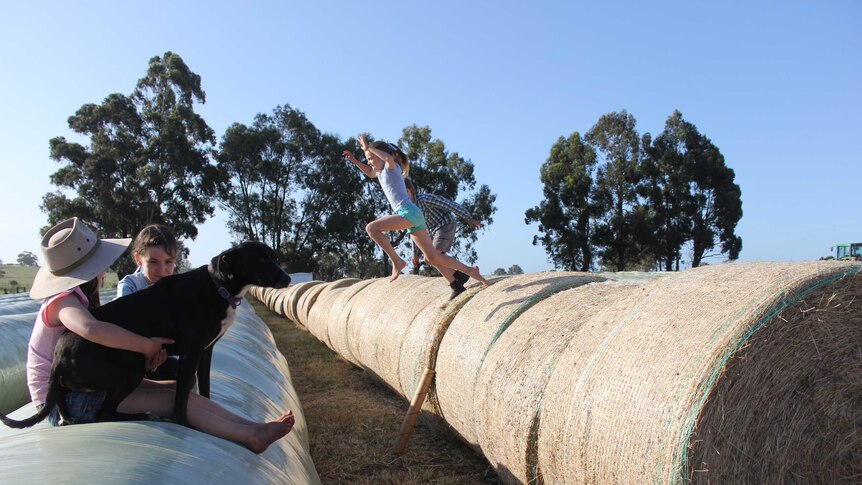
left=343, top=135, right=378, bottom=178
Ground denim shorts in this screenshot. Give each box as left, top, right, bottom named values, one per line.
left=37, top=391, right=108, bottom=426
left=396, top=202, right=427, bottom=234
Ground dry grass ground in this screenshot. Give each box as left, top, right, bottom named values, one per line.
left=250, top=299, right=499, bottom=484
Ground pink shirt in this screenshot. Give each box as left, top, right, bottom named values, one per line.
left=26, top=287, right=88, bottom=406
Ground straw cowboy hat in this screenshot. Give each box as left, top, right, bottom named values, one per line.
left=30, top=218, right=131, bottom=299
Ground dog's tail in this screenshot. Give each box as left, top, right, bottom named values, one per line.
left=0, top=365, right=61, bottom=429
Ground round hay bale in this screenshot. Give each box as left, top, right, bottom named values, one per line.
left=270, top=288, right=291, bottom=316
left=246, top=286, right=263, bottom=302
left=435, top=272, right=602, bottom=448
left=325, top=279, right=378, bottom=362
left=284, top=281, right=324, bottom=323
left=273, top=285, right=300, bottom=320
left=351, top=275, right=432, bottom=383
left=686, top=268, right=861, bottom=484
left=344, top=277, right=416, bottom=369
left=0, top=299, right=41, bottom=316
left=295, top=282, right=329, bottom=328
left=368, top=277, right=449, bottom=396
left=256, top=287, right=274, bottom=307
left=398, top=281, right=486, bottom=411
left=305, top=278, right=362, bottom=348
left=536, top=261, right=861, bottom=484
left=475, top=280, right=644, bottom=484
left=264, top=287, right=281, bottom=310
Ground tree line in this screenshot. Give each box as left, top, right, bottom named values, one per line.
left=525, top=110, right=742, bottom=272
left=42, top=52, right=496, bottom=279
left=41, top=52, right=741, bottom=278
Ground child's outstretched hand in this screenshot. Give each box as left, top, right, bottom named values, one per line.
left=342, top=150, right=358, bottom=164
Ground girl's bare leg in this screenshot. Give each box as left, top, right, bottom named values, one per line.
left=366, top=215, right=414, bottom=281
left=139, top=379, right=256, bottom=425
left=118, top=386, right=295, bottom=454
left=411, top=230, right=488, bottom=286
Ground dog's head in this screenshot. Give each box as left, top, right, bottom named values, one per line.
left=211, top=241, right=291, bottom=293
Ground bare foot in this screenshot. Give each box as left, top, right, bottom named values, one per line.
left=467, top=266, right=489, bottom=287
left=246, top=411, right=295, bottom=454
left=390, top=258, right=407, bottom=282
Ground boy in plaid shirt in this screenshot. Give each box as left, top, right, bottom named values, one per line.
left=405, top=178, right=482, bottom=299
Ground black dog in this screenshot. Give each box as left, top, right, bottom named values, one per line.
left=1, top=241, right=290, bottom=429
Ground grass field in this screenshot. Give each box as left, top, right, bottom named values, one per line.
left=0, top=265, right=120, bottom=295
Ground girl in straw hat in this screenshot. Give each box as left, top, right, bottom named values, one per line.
left=24, top=218, right=294, bottom=453
left=343, top=135, right=489, bottom=287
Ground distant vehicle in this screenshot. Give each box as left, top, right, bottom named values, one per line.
left=824, top=243, right=862, bottom=261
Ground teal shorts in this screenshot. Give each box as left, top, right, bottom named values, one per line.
left=396, top=203, right=426, bottom=234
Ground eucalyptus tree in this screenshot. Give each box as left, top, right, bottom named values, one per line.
left=525, top=131, right=598, bottom=271
left=42, top=52, right=221, bottom=276
left=644, top=111, right=742, bottom=268
left=217, top=104, right=319, bottom=268
left=686, top=130, right=742, bottom=266
left=585, top=110, right=652, bottom=271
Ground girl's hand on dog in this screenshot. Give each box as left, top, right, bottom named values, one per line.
left=144, top=337, right=173, bottom=371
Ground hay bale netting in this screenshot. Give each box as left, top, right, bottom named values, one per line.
left=398, top=280, right=487, bottom=413
left=271, top=288, right=291, bottom=317
left=0, top=302, right=321, bottom=484
left=347, top=275, right=435, bottom=385
left=295, top=282, right=330, bottom=328
left=284, top=281, right=325, bottom=324
left=264, top=286, right=282, bottom=310
left=536, top=261, right=861, bottom=485
left=473, top=280, right=646, bottom=484
left=0, top=312, right=36, bottom=414
left=305, top=278, right=361, bottom=348
left=434, top=272, right=605, bottom=449
left=320, top=279, right=377, bottom=356
left=359, top=276, right=450, bottom=395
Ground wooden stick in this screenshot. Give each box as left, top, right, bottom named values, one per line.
left=392, top=367, right=436, bottom=455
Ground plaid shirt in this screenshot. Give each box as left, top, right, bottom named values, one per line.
left=412, top=193, right=474, bottom=259
left=415, top=193, right=472, bottom=232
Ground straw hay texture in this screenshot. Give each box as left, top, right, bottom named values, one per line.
left=435, top=272, right=605, bottom=449
left=475, top=280, right=645, bottom=484
left=305, top=278, right=361, bottom=349
left=687, top=267, right=862, bottom=484
left=296, top=283, right=330, bottom=328
left=252, top=262, right=861, bottom=484
left=325, top=279, right=377, bottom=363
left=537, top=262, right=860, bottom=484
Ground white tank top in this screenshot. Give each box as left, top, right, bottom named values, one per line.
left=377, top=163, right=410, bottom=211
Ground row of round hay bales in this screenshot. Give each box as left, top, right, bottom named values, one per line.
left=251, top=262, right=861, bottom=484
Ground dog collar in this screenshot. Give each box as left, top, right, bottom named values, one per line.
left=207, top=265, right=242, bottom=309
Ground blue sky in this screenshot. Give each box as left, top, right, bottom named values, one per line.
left=1, top=1, right=859, bottom=274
